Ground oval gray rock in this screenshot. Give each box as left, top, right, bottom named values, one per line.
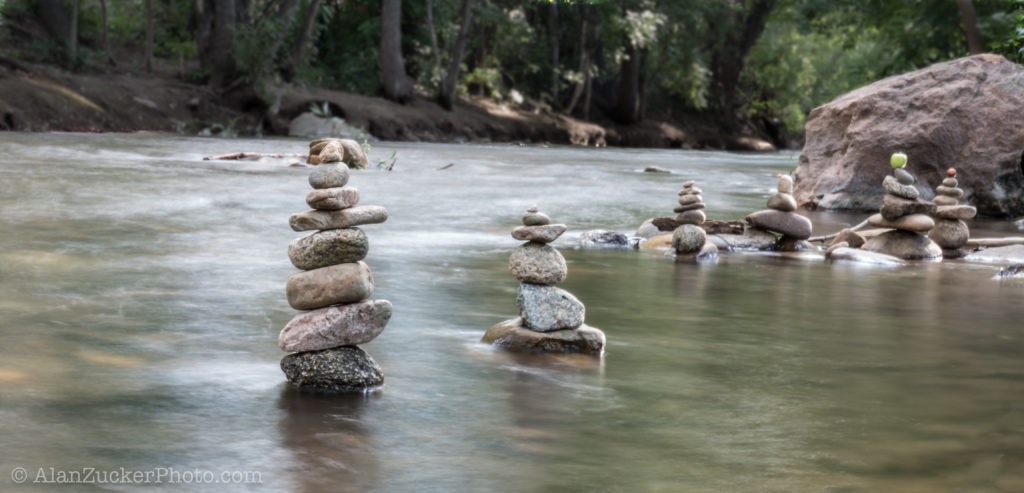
left=516, top=283, right=585, bottom=332
left=512, top=224, right=566, bottom=243
left=280, top=346, right=383, bottom=393
left=309, top=162, right=350, bottom=189
left=279, top=299, right=392, bottom=352
left=672, top=224, right=706, bottom=254
left=863, top=229, right=942, bottom=260
left=509, top=242, right=567, bottom=285
left=745, top=210, right=812, bottom=239
left=286, top=261, right=374, bottom=310
left=766, top=193, right=797, bottom=212
left=288, top=228, right=368, bottom=271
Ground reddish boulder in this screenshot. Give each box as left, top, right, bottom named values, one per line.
left=795, top=54, right=1024, bottom=217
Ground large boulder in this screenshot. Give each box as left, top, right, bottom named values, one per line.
left=795, top=54, right=1024, bottom=217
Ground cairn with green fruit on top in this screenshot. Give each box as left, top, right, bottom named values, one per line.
left=928, top=168, right=977, bottom=258
left=863, top=152, right=942, bottom=260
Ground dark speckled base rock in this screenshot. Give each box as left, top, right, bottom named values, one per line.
left=482, top=318, right=605, bottom=355
left=280, top=346, right=383, bottom=393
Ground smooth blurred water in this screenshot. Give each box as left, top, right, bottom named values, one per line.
left=1, top=133, right=1022, bottom=492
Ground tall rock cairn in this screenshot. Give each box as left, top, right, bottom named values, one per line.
left=863, top=153, right=942, bottom=260
left=278, top=141, right=391, bottom=393
left=482, top=207, right=606, bottom=355
left=929, top=168, right=977, bottom=258
left=671, top=180, right=718, bottom=258
left=744, top=175, right=813, bottom=250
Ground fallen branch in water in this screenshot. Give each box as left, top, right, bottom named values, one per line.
left=203, top=152, right=308, bottom=161
left=965, top=237, right=1024, bottom=247
left=808, top=217, right=870, bottom=243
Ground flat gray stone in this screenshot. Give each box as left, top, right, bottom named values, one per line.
left=509, top=242, right=567, bottom=284
left=828, top=228, right=866, bottom=249
left=933, top=195, right=959, bottom=206
left=935, top=205, right=977, bottom=220
left=707, top=228, right=778, bottom=251
left=672, top=224, right=706, bottom=254
left=745, top=210, right=812, bottom=239
left=633, top=219, right=661, bottom=240
left=290, top=205, right=388, bottom=232
left=935, top=185, right=964, bottom=198
left=880, top=194, right=936, bottom=221
left=825, top=246, right=906, bottom=265
left=678, top=194, right=703, bottom=206
left=673, top=202, right=706, bottom=213
left=306, top=186, right=360, bottom=210
left=522, top=211, right=551, bottom=226
left=678, top=186, right=702, bottom=195
left=867, top=213, right=935, bottom=233
left=676, top=209, right=706, bottom=225
left=281, top=346, right=383, bottom=393
left=942, top=177, right=958, bottom=187
left=517, top=283, right=585, bottom=332
left=286, top=261, right=374, bottom=310
left=512, top=224, right=566, bottom=243
left=644, top=166, right=671, bottom=173
left=482, top=317, right=605, bottom=355
left=309, top=162, right=350, bottom=189
left=766, top=193, right=797, bottom=212
left=279, top=300, right=392, bottom=352
left=288, top=228, right=368, bottom=271
left=894, top=167, right=915, bottom=185
left=883, top=175, right=920, bottom=200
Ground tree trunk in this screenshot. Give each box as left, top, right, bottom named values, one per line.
left=438, top=0, right=473, bottom=111
left=69, top=0, right=78, bottom=68
left=99, top=0, right=116, bottom=66
left=380, top=0, right=413, bottom=103
left=956, top=0, right=985, bottom=54
left=145, top=0, right=153, bottom=72
left=613, top=43, right=641, bottom=124
left=282, top=0, right=321, bottom=79
left=709, top=0, right=777, bottom=118
left=196, top=0, right=239, bottom=88
left=564, top=10, right=588, bottom=115
left=425, top=0, right=443, bottom=81
left=36, top=0, right=70, bottom=49
left=260, top=0, right=300, bottom=77
left=548, top=0, right=559, bottom=109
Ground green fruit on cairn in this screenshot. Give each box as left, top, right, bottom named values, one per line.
left=890, top=152, right=908, bottom=168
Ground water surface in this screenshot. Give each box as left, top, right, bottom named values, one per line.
left=1, top=133, right=1022, bottom=492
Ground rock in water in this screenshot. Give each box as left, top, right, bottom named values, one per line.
left=288, top=228, right=368, bottom=270
left=309, top=162, right=350, bottom=189
left=578, top=230, right=630, bottom=248
left=866, top=213, right=935, bottom=233
left=863, top=230, right=942, bottom=260
left=766, top=193, right=797, bottom=212
left=509, top=242, right=568, bottom=284
left=928, top=219, right=970, bottom=249
left=280, top=346, right=383, bottom=393
left=279, top=300, right=392, bottom=352
left=880, top=194, right=937, bottom=220
left=481, top=318, right=605, bottom=355
left=516, top=283, right=585, bottom=332
left=672, top=224, right=706, bottom=254
left=795, top=54, right=1024, bottom=216
left=512, top=224, right=567, bottom=243
left=745, top=210, right=813, bottom=239
left=286, top=261, right=374, bottom=310
left=996, top=264, right=1024, bottom=279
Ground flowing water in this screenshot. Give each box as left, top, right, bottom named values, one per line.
left=1, top=133, right=1023, bottom=492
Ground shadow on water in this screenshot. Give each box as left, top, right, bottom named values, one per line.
left=277, top=388, right=381, bottom=493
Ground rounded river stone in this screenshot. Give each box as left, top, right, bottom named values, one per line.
left=481, top=318, right=605, bottom=355
left=516, top=283, right=585, bottom=332
left=672, top=224, right=706, bottom=254
left=309, top=162, right=349, bottom=189
left=509, top=242, right=567, bottom=285
left=286, top=261, right=374, bottom=310
left=766, top=192, right=797, bottom=212
left=512, top=224, right=566, bottom=243
left=279, top=299, right=392, bottom=352
left=288, top=227, right=369, bottom=271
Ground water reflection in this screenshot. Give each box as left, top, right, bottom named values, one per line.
left=277, top=388, right=380, bottom=492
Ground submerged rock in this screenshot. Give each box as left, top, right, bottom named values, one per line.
left=996, top=264, right=1024, bottom=279
left=578, top=229, right=630, bottom=248
left=863, top=230, right=942, bottom=260
left=966, top=245, right=1024, bottom=263
left=281, top=346, right=383, bottom=393
left=481, top=318, right=605, bottom=355
left=707, top=228, right=778, bottom=251
left=826, top=246, right=906, bottom=265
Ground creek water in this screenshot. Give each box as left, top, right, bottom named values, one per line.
left=1, top=132, right=1023, bottom=492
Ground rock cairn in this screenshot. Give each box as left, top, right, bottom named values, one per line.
left=929, top=168, right=977, bottom=258
left=307, top=138, right=368, bottom=169
left=744, top=175, right=813, bottom=250
left=672, top=181, right=718, bottom=258
left=863, top=153, right=942, bottom=260
left=278, top=149, right=391, bottom=393
left=482, top=207, right=606, bottom=355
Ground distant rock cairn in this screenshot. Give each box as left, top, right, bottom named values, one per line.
left=482, top=207, right=606, bottom=355
left=278, top=142, right=390, bottom=393
left=928, top=168, right=977, bottom=258
left=863, top=156, right=942, bottom=260
left=672, top=180, right=718, bottom=259
left=745, top=174, right=813, bottom=250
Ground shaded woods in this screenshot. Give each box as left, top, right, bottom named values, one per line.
left=1, top=0, right=1022, bottom=147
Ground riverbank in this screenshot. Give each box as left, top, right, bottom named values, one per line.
left=0, top=58, right=777, bottom=151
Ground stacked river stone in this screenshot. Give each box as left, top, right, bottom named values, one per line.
left=671, top=181, right=718, bottom=258
left=278, top=148, right=391, bottom=393
left=745, top=175, right=813, bottom=250
left=929, top=168, right=977, bottom=258
left=482, top=207, right=606, bottom=355
left=306, top=138, right=368, bottom=169
left=863, top=155, right=942, bottom=260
